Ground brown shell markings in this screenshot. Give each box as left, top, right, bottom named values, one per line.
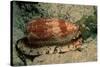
left=26, top=18, right=81, bottom=47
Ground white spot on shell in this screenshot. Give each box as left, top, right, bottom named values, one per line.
left=46, top=19, right=59, bottom=27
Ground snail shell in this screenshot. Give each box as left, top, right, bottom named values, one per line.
left=26, top=18, right=81, bottom=46
left=16, top=18, right=82, bottom=56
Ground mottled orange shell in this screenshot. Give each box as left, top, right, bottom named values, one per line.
left=26, top=18, right=80, bottom=45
